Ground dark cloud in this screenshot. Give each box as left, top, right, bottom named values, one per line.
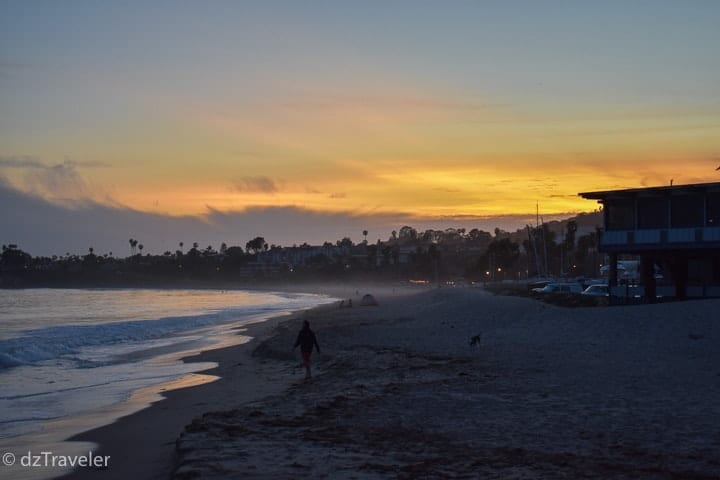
left=0, top=177, right=208, bottom=256
left=328, top=192, right=346, bottom=199
left=0, top=180, right=582, bottom=257
left=232, top=176, right=278, bottom=193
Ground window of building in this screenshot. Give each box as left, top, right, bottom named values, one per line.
left=707, top=193, right=720, bottom=226
left=671, top=195, right=704, bottom=227
left=637, top=197, right=668, bottom=229
left=605, top=199, right=635, bottom=230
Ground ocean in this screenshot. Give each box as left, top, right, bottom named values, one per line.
left=0, top=288, right=333, bottom=478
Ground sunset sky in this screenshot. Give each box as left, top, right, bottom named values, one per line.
left=2, top=1, right=720, bottom=255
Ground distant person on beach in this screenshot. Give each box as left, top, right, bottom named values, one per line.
left=293, top=320, right=321, bottom=379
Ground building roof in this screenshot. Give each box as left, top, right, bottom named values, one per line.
left=579, top=181, right=720, bottom=200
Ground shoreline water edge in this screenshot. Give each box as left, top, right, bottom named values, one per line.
left=4, top=284, right=718, bottom=479
left=57, top=305, right=330, bottom=480
left=59, top=283, right=409, bottom=480
left=0, top=285, right=357, bottom=480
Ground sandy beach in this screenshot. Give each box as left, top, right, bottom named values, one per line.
left=56, top=284, right=409, bottom=480
left=62, top=286, right=719, bottom=479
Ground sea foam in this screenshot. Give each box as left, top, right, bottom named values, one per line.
left=0, top=293, right=325, bottom=369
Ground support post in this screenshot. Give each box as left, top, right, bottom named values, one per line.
left=671, top=255, right=688, bottom=300
left=641, top=254, right=657, bottom=302
left=609, top=252, right=618, bottom=305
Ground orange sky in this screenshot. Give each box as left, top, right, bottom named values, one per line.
left=4, top=96, right=717, bottom=221
left=2, top=2, right=720, bottom=238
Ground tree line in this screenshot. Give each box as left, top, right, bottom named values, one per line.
left=1, top=212, right=603, bottom=287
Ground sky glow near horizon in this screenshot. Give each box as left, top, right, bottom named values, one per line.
left=2, top=1, right=720, bottom=252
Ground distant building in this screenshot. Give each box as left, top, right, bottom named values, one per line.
left=579, top=182, right=720, bottom=299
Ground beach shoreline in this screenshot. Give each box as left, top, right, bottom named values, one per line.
left=48, top=285, right=720, bottom=479
left=53, top=283, right=418, bottom=480
left=0, top=287, right=343, bottom=478
left=55, top=306, right=314, bottom=480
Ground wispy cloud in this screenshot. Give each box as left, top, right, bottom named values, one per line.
left=63, top=159, right=112, bottom=168
left=0, top=156, right=111, bottom=169
left=0, top=155, right=112, bottom=205
left=0, top=155, right=47, bottom=169
left=232, top=176, right=279, bottom=194
left=27, top=163, right=91, bottom=201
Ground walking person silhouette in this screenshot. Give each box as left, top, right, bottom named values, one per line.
left=293, top=320, right=320, bottom=380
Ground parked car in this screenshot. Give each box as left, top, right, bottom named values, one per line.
left=532, top=283, right=584, bottom=294
left=581, top=284, right=609, bottom=297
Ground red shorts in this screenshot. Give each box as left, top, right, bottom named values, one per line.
left=302, top=351, right=312, bottom=363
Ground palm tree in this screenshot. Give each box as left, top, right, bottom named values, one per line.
left=138, top=244, right=144, bottom=255
left=179, top=242, right=184, bottom=253
left=363, top=230, right=368, bottom=244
